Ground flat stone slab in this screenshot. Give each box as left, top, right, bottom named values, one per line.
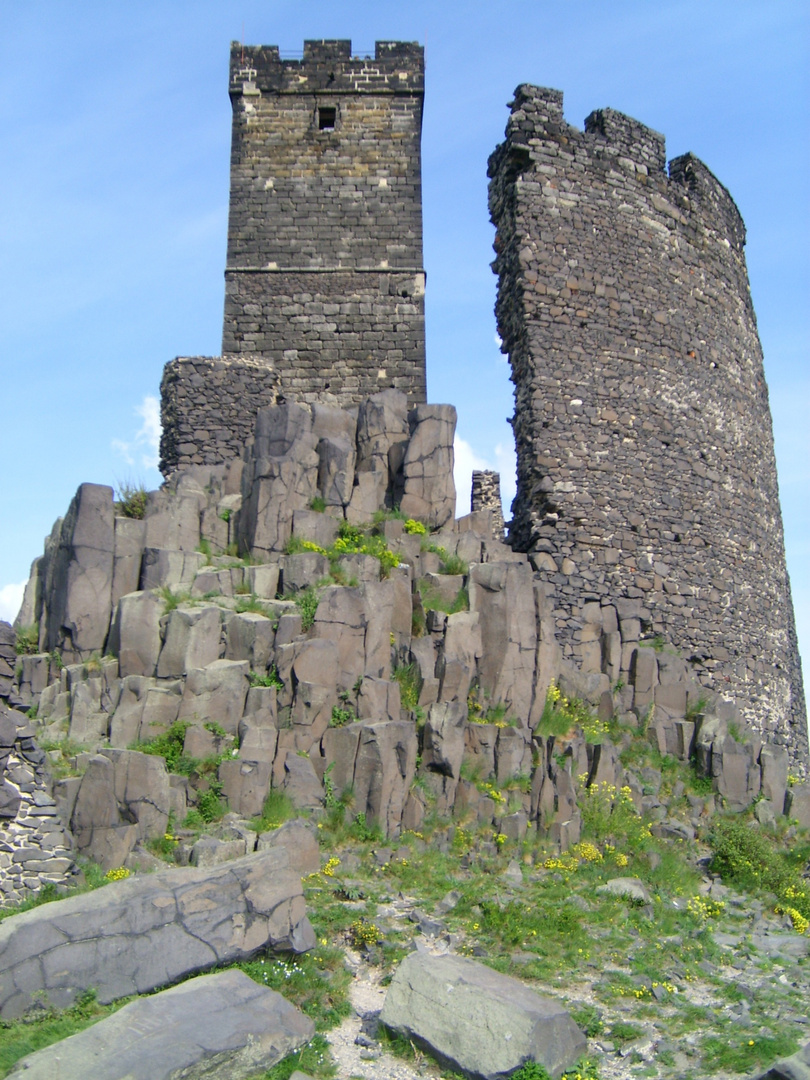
left=379, top=952, right=586, bottom=1079
left=0, top=846, right=315, bottom=1018
left=5, top=969, right=315, bottom=1080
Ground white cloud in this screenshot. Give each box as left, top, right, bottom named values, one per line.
left=454, top=436, right=491, bottom=517
left=112, top=395, right=161, bottom=472
left=0, top=582, right=26, bottom=625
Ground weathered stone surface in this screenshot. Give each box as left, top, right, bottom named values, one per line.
left=256, top=820, right=320, bottom=877
left=438, top=611, right=481, bottom=704
left=143, top=493, right=202, bottom=553
left=596, top=877, right=652, bottom=904
left=70, top=751, right=170, bottom=868
left=224, top=611, right=275, bottom=670
left=280, top=552, right=331, bottom=594
left=219, top=758, right=272, bottom=818
left=380, top=952, right=586, bottom=1079
left=157, top=605, right=222, bottom=677
left=140, top=548, right=205, bottom=591
left=109, top=590, right=163, bottom=678
left=239, top=405, right=320, bottom=557
left=6, top=970, right=313, bottom=1080
left=0, top=846, right=315, bottom=1018
left=352, top=720, right=418, bottom=837
left=178, top=660, right=249, bottom=735
left=399, top=404, right=456, bottom=528
left=423, top=702, right=467, bottom=780
left=786, top=782, right=810, bottom=829
left=469, top=560, right=536, bottom=724
left=279, top=752, right=325, bottom=810
left=40, top=484, right=115, bottom=660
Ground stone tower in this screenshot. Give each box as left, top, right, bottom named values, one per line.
left=222, top=39, right=426, bottom=405
left=488, top=85, right=806, bottom=763
left=160, top=39, right=426, bottom=476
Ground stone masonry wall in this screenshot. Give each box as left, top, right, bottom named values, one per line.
left=222, top=40, right=426, bottom=407
left=488, top=84, right=807, bottom=764
left=160, top=40, right=427, bottom=478
left=160, top=356, right=281, bottom=475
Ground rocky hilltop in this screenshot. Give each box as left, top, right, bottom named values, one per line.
left=0, top=389, right=808, bottom=1079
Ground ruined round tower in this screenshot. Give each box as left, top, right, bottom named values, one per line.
left=488, top=85, right=806, bottom=762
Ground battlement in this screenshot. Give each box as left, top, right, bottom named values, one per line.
left=669, top=152, right=746, bottom=249
left=584, top=107, right=666, bottom=174
left=229, top=39, right=424, bottom=97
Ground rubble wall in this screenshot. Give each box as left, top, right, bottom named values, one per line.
left=488, top=85, right=806, bottom=763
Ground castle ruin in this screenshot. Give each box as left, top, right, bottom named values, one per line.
left=488, top=85, right=806, bottom=759
left=160, top=40, right=426, bottom=476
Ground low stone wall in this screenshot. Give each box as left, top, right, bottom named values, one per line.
left=159, top=355, right=281, bottom=476
left=0, top=692, right=75, bottom=905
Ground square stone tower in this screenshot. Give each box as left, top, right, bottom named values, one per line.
left=222, top=39, right=427, bottom=406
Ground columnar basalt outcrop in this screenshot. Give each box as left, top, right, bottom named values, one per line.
left=488, top=85, right=807, bottom=765
left=160, top=39, right=427, bottom=476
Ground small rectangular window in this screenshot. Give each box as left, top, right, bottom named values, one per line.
left=318, top=106, right=337, bottom=131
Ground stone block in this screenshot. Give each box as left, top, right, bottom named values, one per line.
left=380, top=953, right=586, bottom=1080
left=4, top=970, right=314, bottom=1080
left=157, top=605, right=222, bottom=678
left=0, top=848, right=315, bottom=1019
left=178, top=660, right=249, bottom=735
left=110, top=591, right=163, bottom=678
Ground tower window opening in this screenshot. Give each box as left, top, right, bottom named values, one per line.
left=318, top=106, right=337, bottom=130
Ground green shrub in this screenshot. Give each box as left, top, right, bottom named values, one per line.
left=248, top=668, right=283, bottom=689
left=196, top=782, right=225, bottom=823
left=136, top=720, right=193, bottom=774
left=115, top=482, right=148, bottom=520
left=709, top=817, right=810, bottom=918
left=294, top=586, right=321, bottom=631
left=392, top=662, right=421, bottom=712
left=330, top=705, right=356, bottom=728
left=536, top=680, right=608, bottom=743
left=438, top=551, right=468, bottom=576
left=250, top=788, right=295, bottom=832
left=14, top=624, right=39, bottom=656
left=159, top=586, right=191, bottom=614
left=309, top=495, right=327, bottom=513
left=403, top=518, right=426, bottom=535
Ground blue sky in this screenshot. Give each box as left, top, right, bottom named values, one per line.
left=0, top=1, right=807, bottom=686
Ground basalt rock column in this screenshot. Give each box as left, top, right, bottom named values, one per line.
left=488, top=84, right=806, bottom=764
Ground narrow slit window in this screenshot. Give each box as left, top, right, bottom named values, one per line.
left=318, top=106, right=337, bottom=131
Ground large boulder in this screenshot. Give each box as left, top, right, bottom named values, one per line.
left=4, top=970, right=315, bottom=1080
left=380, top=953, right=586, bottom=1079
left=0, top=846, right=315, bottom=1019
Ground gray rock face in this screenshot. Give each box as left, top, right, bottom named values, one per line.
left=41, top=483, right=116, bottom=661
left=5, top=969, right=315, bottom=1080
left=380, top=952, right=586, bottom=1079
left=0, top=845, right=315, bottom=1018
left=399, top=404, right=456, bottom=528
